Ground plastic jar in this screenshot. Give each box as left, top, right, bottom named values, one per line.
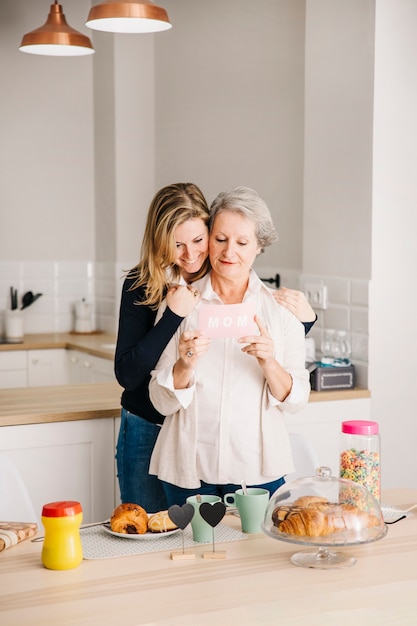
left=41, top=501, right=83, bottom=570
left=340, top=420, right=381, bottom=503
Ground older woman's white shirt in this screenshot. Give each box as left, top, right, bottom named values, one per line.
left=149, top=270, right=310, bottom=489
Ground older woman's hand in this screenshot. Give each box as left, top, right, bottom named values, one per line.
left=239, top=315, right=293, bottom=402
left=173, top=330, right=211, bottom=389
left=179, top=330, right=211, bottom=366
left=238, top=316, right=274, bottom=363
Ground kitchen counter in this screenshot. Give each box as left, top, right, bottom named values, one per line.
left=0, top=331, right=116, bottom=360
left=0, top=382, right=122, bottom=427
left=0, top=333, right=121, bottom=426
left=0, top=488, right=415, bottom=626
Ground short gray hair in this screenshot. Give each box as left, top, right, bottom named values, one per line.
left=209, top=187, right=278, bottom=250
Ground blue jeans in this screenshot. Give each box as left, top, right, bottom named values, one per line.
left=162, top=477, right=286, bottom=507
left=115, top=408, right=168, bottom=512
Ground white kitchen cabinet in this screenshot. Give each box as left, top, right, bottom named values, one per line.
left=0, top=351, right=27, bottom=388
left=1, top=348, right=114, bottom=388
left=67, top=350, right=115, bottom=384
left=27, top=349, right=69, bottom=387
left=89, top=354, right=115, bottom=383
left=67, top=349, right=86, bottom=384
left=0, top=418, right=116, bottom=524
left=284, top=396, right=372, bottom=478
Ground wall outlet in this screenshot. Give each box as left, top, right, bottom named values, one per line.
left=305, top=283, right=327, bottom=310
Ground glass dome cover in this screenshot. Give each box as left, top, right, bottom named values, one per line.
left=262, top=467, right=387, bottom=568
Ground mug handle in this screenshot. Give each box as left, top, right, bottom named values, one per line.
left=223, top=493, right=236, bottom=507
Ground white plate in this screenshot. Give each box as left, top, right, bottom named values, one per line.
left=103, top=524, right=180, bottom=540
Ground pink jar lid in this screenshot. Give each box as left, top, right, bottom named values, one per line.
left=341, top=420, right=379, bottom=435
left=42, top=501, right=82, bottom=517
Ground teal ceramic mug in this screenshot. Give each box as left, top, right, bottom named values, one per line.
left=224, top=488, right=269, bottom=533
left=186, top=495, right=221, bottom=542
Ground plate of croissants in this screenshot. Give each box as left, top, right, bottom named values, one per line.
left=104, top=503, right=180, bottom=540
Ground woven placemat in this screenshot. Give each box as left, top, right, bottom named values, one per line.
left=81, top=523, right=247, bottom=559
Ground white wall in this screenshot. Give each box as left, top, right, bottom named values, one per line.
left=303, top=0, right=374, bottom=279
left=155, top=0, right=305, bottom=273
left=0, top=1, right=95, bottom=262
left=370, top=0, right=417, bottom=488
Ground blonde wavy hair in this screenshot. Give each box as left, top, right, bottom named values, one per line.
left=128, top=183, right=210, bottom=310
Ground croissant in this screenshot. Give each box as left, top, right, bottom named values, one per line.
left=110, top=503, right=148, bottom=534
left=147, top=510, right=177, bottom=533
left=272, top=496, right=380, bottom=537
left=292, top=496, right=328, bottom=508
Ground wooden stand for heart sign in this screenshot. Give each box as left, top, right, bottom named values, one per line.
left=168, top=503, right=196, bottom=560
left=199, top=501, right=227, bottom=559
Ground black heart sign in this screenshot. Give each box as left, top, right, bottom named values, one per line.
left=167, top=503, right=194, bottom=530
left=199, top=502, right=226, bottom=527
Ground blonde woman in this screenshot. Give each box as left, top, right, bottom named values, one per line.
left=115, top=183, right=210, bottom=512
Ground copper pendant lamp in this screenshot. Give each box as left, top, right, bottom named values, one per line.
left=86, top=0, right=172, bottom=34
left=19, top=1, right=95, bottom=56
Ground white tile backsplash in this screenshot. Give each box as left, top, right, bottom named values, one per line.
left=351, top=280, right=369, bottom=306
left=325, top=276, right=350, bottom=305
left=351, top=308, right=369, bottom=333
left=1, top=261, right=98, bottom=335
left=55, top=261, right=94, bottom=279
left=0, top=261, right=24, bottom=281
left=96, top=261, right=118, bottom=334
left=299, top=272, right=369, bottom=386
left=323, top=308, right=350, bottom=330
left=256, top=268, right=369, bottom=385
left=22, top=262, right=54, bottom=280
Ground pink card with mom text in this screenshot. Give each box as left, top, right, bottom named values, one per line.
left=198, top=302, right=259, bottom=339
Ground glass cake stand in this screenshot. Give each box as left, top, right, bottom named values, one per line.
left=262, top=466, right=387, bottom=569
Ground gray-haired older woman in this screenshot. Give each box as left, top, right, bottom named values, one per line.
left=149, top=187, right=310, bottom=506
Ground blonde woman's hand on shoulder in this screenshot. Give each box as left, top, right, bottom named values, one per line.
left=166, top=284, right=200, bottom=317
left=273, top=287, right=316, bottom=323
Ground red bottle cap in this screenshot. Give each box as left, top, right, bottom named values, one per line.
left=42, top=501, right=82, bottom=517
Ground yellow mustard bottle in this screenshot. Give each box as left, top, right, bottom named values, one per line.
left=41, top=501, right=83, bottom=570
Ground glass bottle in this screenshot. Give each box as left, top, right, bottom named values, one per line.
left=41, top=500, right=83, bottom=570
left=340, top=420, right=381, bottom=503
left=333, top=330, right=351, bottom=366
left=320, top=329, right=335, bottom=365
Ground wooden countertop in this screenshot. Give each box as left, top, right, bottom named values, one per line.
left=0, top=488, right=415, bottom=626
left=0, top=333, right=370, bottom=427
left=309, top=387, right=370, bottom=402
left=0, top=382, right=122, bottom=427
left=0, top=332, right=116, bottom=360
